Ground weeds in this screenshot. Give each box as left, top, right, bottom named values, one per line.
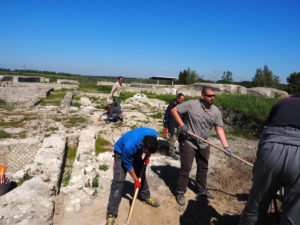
left=95, top=136, right=112, bottom=155
left=66, top=115, right=86, bottom=127
left=0, top=129, right=11, bottom=138
left=99, top=164, right=109, bottom=171
left=62, top=146, right=77, bottom=187
left=92, top=174, right=99, bottom=187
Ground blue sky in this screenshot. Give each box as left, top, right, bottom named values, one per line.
left=1, top=0, right=299, bottom=83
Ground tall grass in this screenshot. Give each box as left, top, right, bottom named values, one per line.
left=214, top=94, right=279, bottom=120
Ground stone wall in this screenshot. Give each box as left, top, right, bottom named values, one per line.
left=0, top=83, right=78, bottom=107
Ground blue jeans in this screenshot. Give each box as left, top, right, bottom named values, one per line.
left=106, top=153, right=150, bottom=217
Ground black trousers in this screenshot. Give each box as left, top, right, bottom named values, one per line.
left=106, top=153, right=150, bottom=217
left=176, top=140, right=210, bottom=194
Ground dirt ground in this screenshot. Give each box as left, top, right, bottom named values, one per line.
left=53, top=134, right=258, bottom=225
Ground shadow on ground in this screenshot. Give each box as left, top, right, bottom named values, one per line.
left=180, top=196, right=240, bottom=225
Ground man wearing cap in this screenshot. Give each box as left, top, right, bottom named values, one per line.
left=171, top=86, right=232, bottom=206
left=110, top=76, right=125, bottom=109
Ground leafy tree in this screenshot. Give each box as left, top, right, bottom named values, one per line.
left=178, top=68, right=202, bottom=84
left=217, top=71, right=234, bottom=83
left=252, top=65, right=279, bottom=87
left=287, top=72, right=300, bottom=94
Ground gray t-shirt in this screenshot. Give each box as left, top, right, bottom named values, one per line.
left=176, top=99, right=224, bottom=149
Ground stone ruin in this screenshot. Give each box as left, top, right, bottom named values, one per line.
left=96, top=81, right=289, bottom=98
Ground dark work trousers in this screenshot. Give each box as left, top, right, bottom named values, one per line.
left=239, top=142, right=300, bottom=225
left=106, top=153, right=150, bottom=217
left=112, top=96, right=121, bottom=109
left=176, top=140, right=210, bottom=194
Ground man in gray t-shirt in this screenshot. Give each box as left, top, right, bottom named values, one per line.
left=171, top=86, right=231, bottom=206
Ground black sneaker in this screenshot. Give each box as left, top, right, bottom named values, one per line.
left=197, top=190, right=215, bottom=199
left=176, top=193, right=185, bottom=206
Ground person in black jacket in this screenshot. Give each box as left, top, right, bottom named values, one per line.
left=239, top=95, right=300, bottom=225
left=163, top=93, right=185, bottom=160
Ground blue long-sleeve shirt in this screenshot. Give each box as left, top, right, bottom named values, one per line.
left=114, top=127, right=158, bottom=171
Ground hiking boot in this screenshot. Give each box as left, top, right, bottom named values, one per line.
left=176, top=193, right=185, bottom=206
left=169, top=153, right=179, bottom=160
left=105, top=214, right=116, bottom=225
left=197, top=190, right=215, bottom=199
left=142, top=197, right=160, bottom=207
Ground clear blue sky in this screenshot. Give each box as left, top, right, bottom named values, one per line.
left=1, top=0, right=299, bottom=83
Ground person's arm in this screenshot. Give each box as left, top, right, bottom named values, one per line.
left=128, top=168, right=139, bottom=181
left=171, top=106, right=184, bottom=127
left=214, top=126, right=229, bottom=148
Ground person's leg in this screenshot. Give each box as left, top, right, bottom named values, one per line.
left=106, top=153, right=127, bottom=218
left=280, top=145, right=300, bottom=225
left=133, top=156, right=150, bottom=200
left=112, top=97, right=121, bottom=109
left=176, top=141, right=196, bottom=193
left=168, top=131, right=179, bottom=160
left=195, top=145, right=210, bottom=193
left=239, top=142, right=284, bottom=225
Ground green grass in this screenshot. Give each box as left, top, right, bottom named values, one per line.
left=95, top=136, right=112, bottom=155
left=214, top=93, right=279, bottom=120
left=67, top=147, right=77, bottom=160
left=0, top=99, right=15, bottom=110
left=79, top=83, right=112, bottom=93
left=40, top=89, right=67, bottom=106
left=0, top=130, right=12, bottom=138
left=149, top=112, right=163, bottom=119
left=62, top=146, right=77, bottom=187
left=92, top=174, right=99, bottom=187
left=99, top=164, right=109, bottom=171
left=120, top=92, right=136, bottom=101
left=71, top=101, right=81, bottom=107
left=66, top=115, right=86, bottom=127
left=0, top=116, right=38, bottom=127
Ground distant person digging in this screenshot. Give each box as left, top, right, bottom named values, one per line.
left=163, top=93, right=185, bottom=160
left=99, top=99, right=125, bottom=124
left=109, top=76, right=125, bottom=109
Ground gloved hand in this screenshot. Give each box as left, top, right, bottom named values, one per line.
left=134, top=179, right=141, bottom=189
left=224, top=147, right=232, bottom=156
left=164, top=128, right=169, bottom=133
left=144, top=155, right=150, bottom=165
left=179, top=125, right=189, bottom=135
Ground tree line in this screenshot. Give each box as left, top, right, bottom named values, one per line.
left=177, top=66, right=300, bottom=94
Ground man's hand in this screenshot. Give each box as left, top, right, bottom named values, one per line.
left=144, top=155, right=150, bottom=165
left=134, top=179, right=141, bottom=189
left=224, top=147, right=232, bottom=156
left=179, top=125, right=188, bottom=135
left=164, top=128, right=168, bottom=133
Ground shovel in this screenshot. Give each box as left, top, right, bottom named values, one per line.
left=125, top=161, right=147, bottom=225
left=187, top=131, right=253, bottom=167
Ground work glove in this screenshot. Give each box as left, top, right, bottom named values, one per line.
left=144, top=155, right=150, bottom=165
left=134, top=179, right=141, bottom=189
left=179, top=125, right=189, bottom=135
left=224, top=147, right=232, bottom=156
left=164, top=128, right=168, bottom=133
